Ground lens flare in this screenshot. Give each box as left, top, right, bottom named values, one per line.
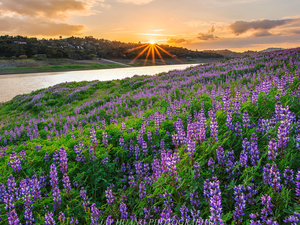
left=128, top=42, right=182, bottom=65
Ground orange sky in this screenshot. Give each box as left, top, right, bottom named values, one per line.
left=0, top=0, right=300, bottom=51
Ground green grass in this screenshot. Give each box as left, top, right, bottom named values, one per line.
left=0, top=63, right=125, bottom=75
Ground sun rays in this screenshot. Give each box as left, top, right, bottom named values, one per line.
left=125, top=42, right=182, bottom=66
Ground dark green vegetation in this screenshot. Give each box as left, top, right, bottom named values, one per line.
left=0, top=35, right=222, bottom=60
left=0, top=48, right=300, bottom=224
left=0, top=62, right=124, bottom=75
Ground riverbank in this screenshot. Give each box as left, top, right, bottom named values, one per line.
left=0, top=58, right=219, bottom=75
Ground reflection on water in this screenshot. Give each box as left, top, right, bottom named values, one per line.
left=0, top=64, right=199, bottom=102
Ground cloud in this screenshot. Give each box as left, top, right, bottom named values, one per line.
left=251, top=30, right=273, bottom=37
left=0, top=16, right=84, bottom=36
left=167, top=38, right=189, bottom=44
left=116, top=0, right=154, bottom=5
left=208, top=26, right=215, bottom=33
left=184, top=20, right=228, bottom=28
left=0, top=0, right=98, bottom=19
left=153, top=29, right=165, bottom=32
left=290, top=29, right=300, bottom=35
left=229, top=19, right=300, bottom=35
left=197, top=32, right=218, bottom=40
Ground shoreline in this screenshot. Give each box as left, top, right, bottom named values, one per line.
left=0, top=58, right=218, bottom=76
left=0, top=63, right=204, bottom=79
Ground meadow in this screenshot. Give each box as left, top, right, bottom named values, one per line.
left=0, top=48, right=300, bottom=224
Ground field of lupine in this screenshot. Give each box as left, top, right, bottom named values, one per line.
left=0, top=48, right=300, bottom=225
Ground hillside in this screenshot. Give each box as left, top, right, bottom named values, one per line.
left=204, top=47, right=287, bottom=57
left=0, top=48, right=300, bottom=224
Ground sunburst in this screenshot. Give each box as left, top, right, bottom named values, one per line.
left=125, top=42, right=182, bottom=66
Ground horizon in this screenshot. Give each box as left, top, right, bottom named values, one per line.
left=0, top=0, right=300, bottom=52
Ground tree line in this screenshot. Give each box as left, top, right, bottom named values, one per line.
left=0, top=35, right=223, bottom=60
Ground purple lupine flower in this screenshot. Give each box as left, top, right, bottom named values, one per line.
left=147, top=130, right=152, bottom=143
left=106, top=215, right=114, bottom=225
left=278, top=124, right=289, bottom=154
left=119, top=136, right=124, bottom=147
left=283, top=212, right=300, bottom=224
left=49, top=164, right=58, bottom=189
left=7, top=209, right=21, bottom=225
left=0, top=183, right=6, bottom=203
left=59, top=147, right=68, bottom=174
left=102, top=132, right=108, bottom=146
left=89, top=146, right=95, bottom=162
left=80, top=187, right=90, bottom=211
left=295, top=171, right=300, bottom=199
left=105, top=187, right=114, bottom=206
left=267, top=139, right=278, bottom=161
left=8, top=152, right=22, bottom=173
left=31, top=175, right=41, bottom=201
left=90, top=127, right=97, bottom=146
left=252, top=91, right=258, bottom=105
left=204, top=177, right=223, bottom=224
left=120, top=202, right=128, bottom=219
left=226, top=109, right=234, bottom=130
left=24, top=206, right=35, bottom=224
left=283, top=166, right=294, bottom=187
left=74, top=144, right=86, bottom=162
left=139, top=182, right=146, bottom=199
left=208, top=157, right=215, bottom=174
left=142, top=141, right=148, bottom=156
left=70, top=217, right=79, bottom=225
left=233, top=185, right=246, bottom=224
left=7, top=174, right=17, bottom=195
left=180, top=205, right=190, bottom=222
left=159, top=207, right=172, bottom=224
left=209, top=109, right=218, bottom=142
left=249, top=212, right=262, bottom=225
left=44, top=152, right=50, bottom=162
left=245, top=183, right=257, bottom=205
left=260, top=194, right=274, bottom=223
left=91, top=203, right=101, bottom=225
left=53, top=150, right=59, bottom=165
left=62, top=173, right=71, bottom=195
left=20, top=150, right=26, bottom=161
left=270, top=163, right=282, bottom=193
left=190, top=208, right=201, bottom=221
left=249, top=133, right=260, bottom=166
left=52, top=186, right=61, bottom=210
left=190, top=191, right=200, bottom=207
left=187, top=137, right=196, bottom=159
left=242, top=111, right=251, bottom=127
left=44, top=212, right=56, bottom=225
left=295, top=134, right=300, bottom=149
left=135, top=144, right=140, bottom=160
left=216, top=146, right=225, bottom=166
left=263, top=163, right=282, bottom=193
left=193, top=162, right=201, bottom=179
left=58, top=212, right=66, bottom=223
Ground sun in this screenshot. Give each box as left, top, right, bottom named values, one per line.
left=125, top=41, right=182, bottom=66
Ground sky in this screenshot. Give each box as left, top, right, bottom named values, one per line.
left=0, top=0, right=300, bottom=51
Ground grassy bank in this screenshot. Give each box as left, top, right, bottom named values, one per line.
left=0, top=63, right=125, bottom=75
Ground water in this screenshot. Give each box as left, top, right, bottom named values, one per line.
left=0, top=64, right=199, bottom=102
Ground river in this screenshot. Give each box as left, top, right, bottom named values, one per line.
left=0, top=64, right=199, bottom=103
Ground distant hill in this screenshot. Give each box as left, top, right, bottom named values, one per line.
left=203, top=47, right=286, bottom=57
left=259, top=47, right=286, bottom=53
